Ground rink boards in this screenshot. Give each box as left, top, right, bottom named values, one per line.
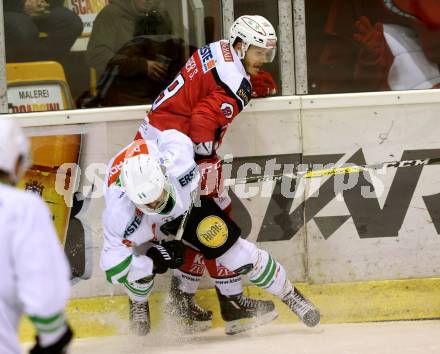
left=13, top=89, right=440, bottom=338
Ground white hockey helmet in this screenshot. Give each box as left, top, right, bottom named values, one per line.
left=0, top=117, right=30, bottom=183
left=120, top=154, right=175, bottom=214
left=229, top=15, right=277, bottom=62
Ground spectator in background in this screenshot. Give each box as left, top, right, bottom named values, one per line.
left=85, top=0, right=173, bottom=80
left=4, top=0, right=83, bottom=62
left=79, top=20, right=187, bottom=107
left=314, top=0, right=440, bottom=93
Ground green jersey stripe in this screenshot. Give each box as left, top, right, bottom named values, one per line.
left=29, top=312, right=63, bottom=325
left=32, top=314, right=65, bottom=333
left=251, top=256, right=275, bottom=286
left=258, top=258, right=277, bottom=288
left=105, top=255, right=133, bottom=283
left=124, top=281, right=154, bottom=297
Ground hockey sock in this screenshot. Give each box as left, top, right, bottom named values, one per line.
left=123, top=278, right=154, bottom=302
left=247, top=249, right=293, bottom=299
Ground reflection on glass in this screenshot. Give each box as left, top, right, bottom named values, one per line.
left=3, top=0, right=83, bottom=63
left=3, top=0, right=84, bottom=113
left=234, top=0, right=280, bottom=97
left=306, top=0, right=440, bottom=94
left=78, top=0, right=225, bottom=108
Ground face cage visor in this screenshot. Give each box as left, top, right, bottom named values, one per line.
left=265, top=47, right=276, bottom=63
left=244, top=43, right=277, bottom=63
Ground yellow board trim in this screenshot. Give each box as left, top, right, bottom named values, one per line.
left=19, top=278, right=440, bottom=341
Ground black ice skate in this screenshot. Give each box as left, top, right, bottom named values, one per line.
left=216, top=287, right=278, bottom=335
left=282, top=288, right=320, bottom=327
left=129, top=299, right=151, bottom=335
left=165, top=277, right=213, bottom=333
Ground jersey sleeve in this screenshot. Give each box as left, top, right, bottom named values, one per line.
left=12, top=194, right=70, bottom=337
left=159, top=129, right=200, bottom=193
left=100, top=189, right=154, bottom=284
left=189, top=85, right=242, bottom=144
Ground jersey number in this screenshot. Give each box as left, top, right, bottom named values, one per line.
left=152, top=73, right=185, bottom=111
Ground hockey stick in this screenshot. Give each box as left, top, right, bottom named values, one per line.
left=224, top=156, right=440, bottom=186
left=174, top=189, right=197, bottom=241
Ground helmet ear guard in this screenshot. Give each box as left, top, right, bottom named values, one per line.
left=229, top=15, right=278, bottom=62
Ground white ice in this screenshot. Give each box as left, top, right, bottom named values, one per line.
left=22, top=320, right=440, bottom=354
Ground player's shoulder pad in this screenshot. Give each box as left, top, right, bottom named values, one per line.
left=202, top=40, right=251, bottom=111
left=158, top=130, right=200, bottom=189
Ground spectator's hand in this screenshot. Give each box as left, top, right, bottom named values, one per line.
left=24, top=0, right=49, bottom=17
left=250, top=70, right=277, bottom=97
left=353, top=16, right=388, bottom=62
left=146, top=60, right=167, bottom=81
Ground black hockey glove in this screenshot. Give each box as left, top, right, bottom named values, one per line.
left=146, top=240, right=185, bottom=274
left=30, top=323, right=73, bottom=354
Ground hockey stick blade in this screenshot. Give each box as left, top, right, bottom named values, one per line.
left=224, top=156, right=440, bottom=186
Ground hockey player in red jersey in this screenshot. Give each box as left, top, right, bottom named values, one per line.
left=134, top=15, right=319, bottom=335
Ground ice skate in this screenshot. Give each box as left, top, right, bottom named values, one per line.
left=129, top=299, right=151, bottom=335
left=216, top=287, right=278, bottom=335
left=282, top=288, right=320, bottom=327
left=165, top=277, right=213, bottom=333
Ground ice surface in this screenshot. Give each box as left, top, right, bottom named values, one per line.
left=22, top=320, right=440, bottom=354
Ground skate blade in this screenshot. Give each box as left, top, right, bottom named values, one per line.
left=225, top=309, right=278, bottom=335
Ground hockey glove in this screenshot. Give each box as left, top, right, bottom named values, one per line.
left=146, top=240, right=185, bottom=274
left=197, top=155, right=223, bottom=198
left=30, top=323, right=73, bottom=354
left=250, top=70, right=277, bottom=97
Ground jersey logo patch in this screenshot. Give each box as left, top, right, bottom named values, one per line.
left=196, top=216, right=228, bottom=248
left=199, top=44, right=217, bottom=73
left=220, top=41, right=233, bottom=62
left=123, top=213, right=143, bottom=238
left=178, top=165, right=199, bottom=187
left=221, top=102, right=234, bottom=119
left=236, top=78, right=251, bottom=107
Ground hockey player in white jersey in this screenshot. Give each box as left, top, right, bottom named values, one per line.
left=101, top=129, right=200, bottom=335
left=103, top=128, right=320, bottom=336
left=0, top=118, right=72, bottom=354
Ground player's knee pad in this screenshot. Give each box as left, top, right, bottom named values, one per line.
left=123, top=278, right=154, bottom=302
left=205, top=258, right=237, bottom=277
left=216, top=238, right=259, bottom=273
left=205, top=258, right=242, bottom=296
